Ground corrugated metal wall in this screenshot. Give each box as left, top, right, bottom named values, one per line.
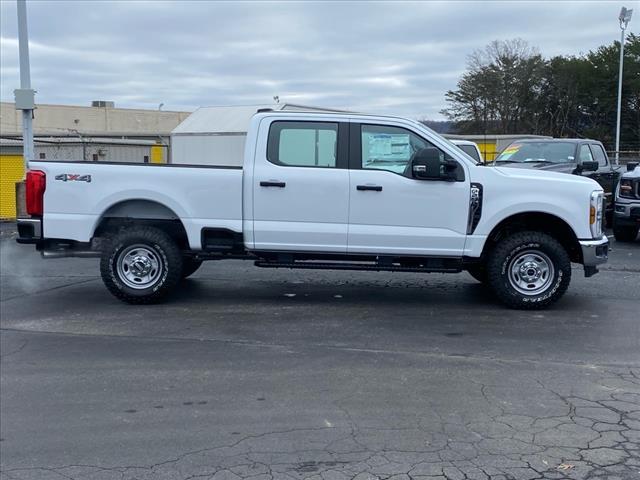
left=172, top=134, right=246, bottom=166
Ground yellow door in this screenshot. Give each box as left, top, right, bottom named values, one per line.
left=150, top=145, right=165, bottom=164
left=0, top=155, right=25, bottom=219
left=476, top=141, right=497, bottom=162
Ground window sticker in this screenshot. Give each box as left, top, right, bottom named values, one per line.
left=499, top=144, right=522, bottom=160
left=366, top=133, right=411, bottom=162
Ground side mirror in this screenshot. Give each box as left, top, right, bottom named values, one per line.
left=411, top=148, right=459, bottom=181
left=578, top=161, right=598, bottom=173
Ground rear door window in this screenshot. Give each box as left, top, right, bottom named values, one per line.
left=267, top=121, right=338, bottom=168
left=578, top=144, right=594, bottom=162
left=589, top=144, right=608, bottom=167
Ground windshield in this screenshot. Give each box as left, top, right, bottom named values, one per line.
left=495, top=142, right=576, bottom=164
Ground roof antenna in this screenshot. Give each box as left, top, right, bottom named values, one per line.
left=273, top=95, right=280, bottom=104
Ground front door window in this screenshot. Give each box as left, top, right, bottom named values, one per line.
left=361, top=124, right=447, bottom=176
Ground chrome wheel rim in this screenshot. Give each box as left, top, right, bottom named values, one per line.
left=116, top=244, right=162, bottom=289
left=508, top=249, right=555, bottom=296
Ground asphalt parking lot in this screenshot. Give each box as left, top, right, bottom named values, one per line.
left=1, top=225, right=639, bottom=480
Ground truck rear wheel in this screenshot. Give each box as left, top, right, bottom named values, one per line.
left=100, top=226, right=183, bottom=304
left=486, top=231, right=571, bottom=309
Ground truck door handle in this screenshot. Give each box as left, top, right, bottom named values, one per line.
left=260, top=181, right=286, bottom=188
left=357, top=185, right=383, bottom=192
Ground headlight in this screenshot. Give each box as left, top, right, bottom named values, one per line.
left=589, top=190, right=604, bottom=238
left=619, top=179, right=634, bottom=198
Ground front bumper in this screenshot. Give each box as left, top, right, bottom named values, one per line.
left=579, top=236, right=609, bottom=277
left=614, top=201, right=640, bottom=227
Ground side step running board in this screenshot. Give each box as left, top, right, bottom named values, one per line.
left=254, top=260, right=462, bottom=273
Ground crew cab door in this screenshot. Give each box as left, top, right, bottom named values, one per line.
left=252, top=119, right=350, bottom=252
left=347, top=123, right=470, bottom=256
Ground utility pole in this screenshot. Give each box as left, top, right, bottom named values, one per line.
left=15, top=0, right=35, bottom=175
left=615, top=7, right=633, bottom=166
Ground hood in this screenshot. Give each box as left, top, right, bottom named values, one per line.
left=492, top=164, right=600, bottom=188
left=495, top=162, right=575, bottom=174
left=621, top=166, right=640, bottom=179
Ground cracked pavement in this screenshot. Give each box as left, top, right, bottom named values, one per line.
left=1, top=228, right=639, bottom=480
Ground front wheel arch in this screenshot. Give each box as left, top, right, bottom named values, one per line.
left=481, top=212, right=582, bottom=264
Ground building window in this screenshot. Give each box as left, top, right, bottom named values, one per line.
left=143, top=156, right=149, bottom=163
left=92, top=154, right=99, bottom=161
left=39, top=152, right=46, bottom=159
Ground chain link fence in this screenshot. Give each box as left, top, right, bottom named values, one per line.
left=607, top=151, right=640, bottom=166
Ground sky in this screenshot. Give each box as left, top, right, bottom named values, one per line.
left=0, top=0, right=637, bottom=120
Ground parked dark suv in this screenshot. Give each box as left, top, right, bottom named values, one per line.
left=494, top=139, right=622, bottom=224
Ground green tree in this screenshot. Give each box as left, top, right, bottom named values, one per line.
left=442, top=35, right=640, bottom=150
left=442, top=39, right=546, bottom=135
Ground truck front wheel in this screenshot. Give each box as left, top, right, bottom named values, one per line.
left=100, top=226, right=183, bottom=304
left=486, top=231, right=571, bottom=309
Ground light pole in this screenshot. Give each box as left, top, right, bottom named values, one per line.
left=15, top=0, right=36, bottom=173
left=615, top=6, right=633, bottom=166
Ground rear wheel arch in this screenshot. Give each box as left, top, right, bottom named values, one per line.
left=481, top=212, right=582, bottom=264
left=93, top=199, right=189, bottom=250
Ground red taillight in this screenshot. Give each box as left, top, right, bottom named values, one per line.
left=26, top=170, right=46, bottom=216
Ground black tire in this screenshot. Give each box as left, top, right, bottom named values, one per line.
left=466, top=263, right=488, bottom=283
left=100, top=226, right=183, bottom=304
left=181, top=258, right=203, bottom=278
left=613, top=224, right=639, bottom=242
left=486, top=231, right=571, bottom=310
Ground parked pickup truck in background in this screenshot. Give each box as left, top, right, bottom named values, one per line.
left=451, top=139, right=483, bottom=163
left=613, top=162, right=640, bottom=242
left=494, top=139, right=622, bottom=225
left=17, top=111, right=609, bottom=309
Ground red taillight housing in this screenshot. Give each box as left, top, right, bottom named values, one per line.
left=26, top=170, right=46, bottom=216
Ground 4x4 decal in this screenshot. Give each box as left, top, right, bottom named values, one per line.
left=55, top=174, right=92, bottom=183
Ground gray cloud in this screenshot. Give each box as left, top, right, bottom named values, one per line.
left=0, top=0, right=635, bottom=119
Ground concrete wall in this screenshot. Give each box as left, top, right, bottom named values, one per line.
left=0, top=102, right=191, bottom=136
left=34, top=144, right=155, bottom=163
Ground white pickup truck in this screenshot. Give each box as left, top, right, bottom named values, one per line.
left=17, top=110, right=609, bottom=309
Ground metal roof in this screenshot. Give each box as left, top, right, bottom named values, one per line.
left=171, top=104, right=349, bottom=135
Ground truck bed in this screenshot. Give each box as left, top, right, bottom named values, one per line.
left=31, top=161, right=243, bottom=250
